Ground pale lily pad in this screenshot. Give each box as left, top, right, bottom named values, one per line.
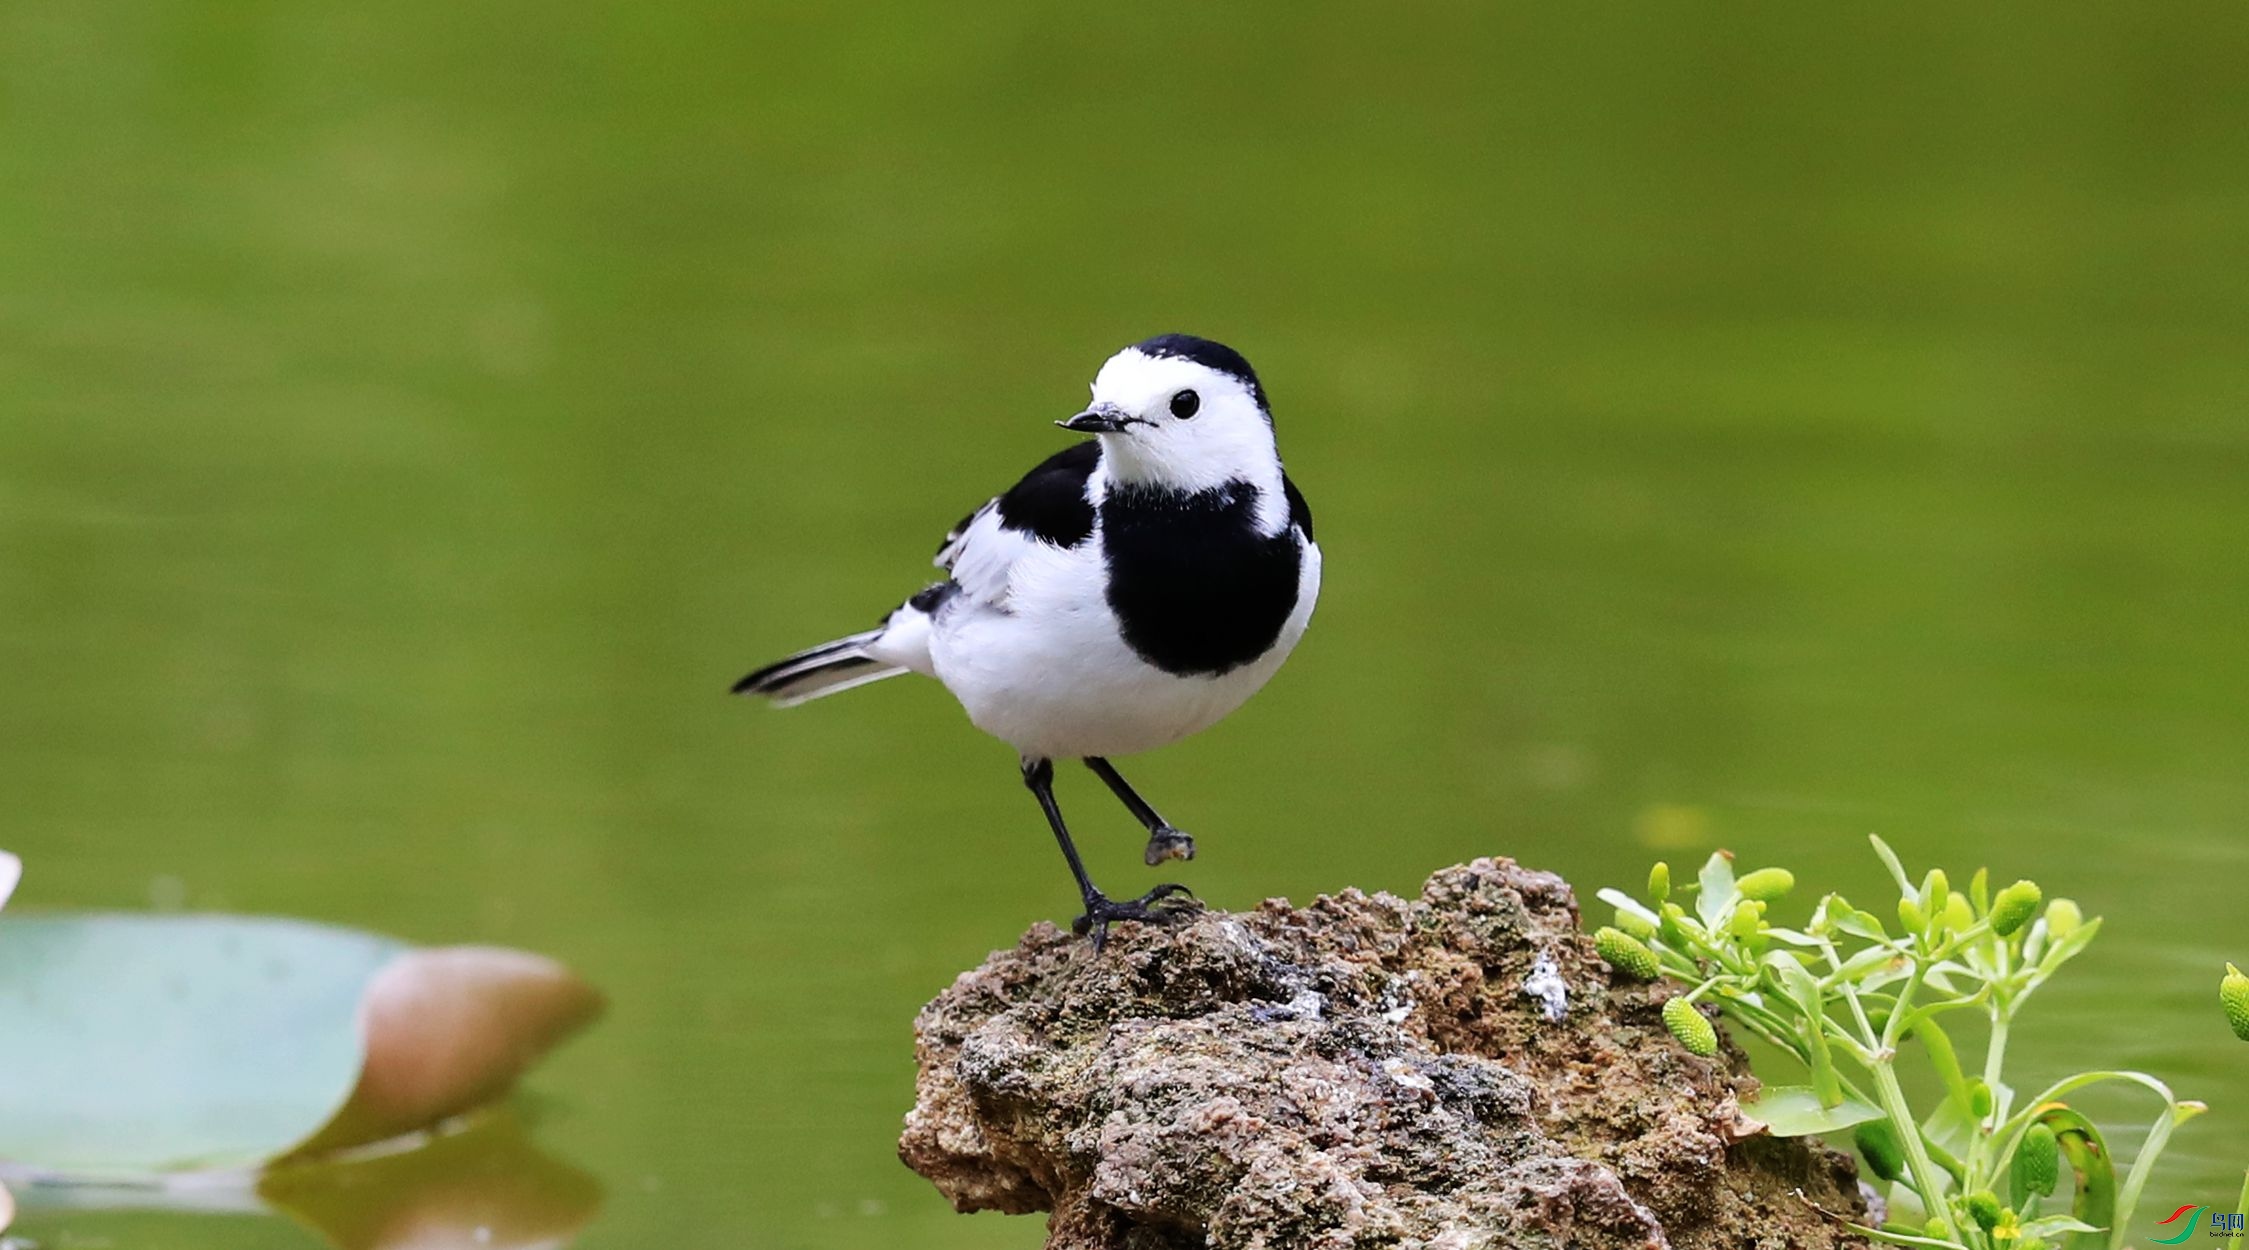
left=0, top=913, right=601, bottom=1176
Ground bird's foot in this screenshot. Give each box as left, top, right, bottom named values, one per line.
left=1141, top=825, right=1197, bottom=867
left=1073, top=883, right=1201, bottom=950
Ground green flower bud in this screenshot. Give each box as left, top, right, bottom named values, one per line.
left=1648, top=861, right=1671, bottom=902
left=2015, top=1123, right=2060, bottom=1197
left=1897, top=895, right=1928, bottom=935
left=1990, top=880, right=2042, bottom=937
left=1595, top=927, right=1661, bottom=980
left=2044, top=898, right=2083, bottom=940
left=1925, top=1218, right=1949, bottom=1241
left=1964, top=1190, right=2003, bottom=1232
left=1921, top=868, right=1950, bottom=916
left=1729, top=899, right=1766, bottom=939
left=1942, top=893, right=1975, bottom=934
left=1613, top=908, right=1658, bottom=941
left=1663, top=996, right=1718, bottom=1057
left=2223, top=963, right=2249, bottom=1043
left=1968, top=1079, right=1994, bottom=1119
left=1854, top=1120, right=1906, bottom=1182
left=1737, top=867, right=1795, bottom=902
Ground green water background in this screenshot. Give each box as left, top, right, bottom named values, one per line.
left=3, top=3, right=2245, bottom=1245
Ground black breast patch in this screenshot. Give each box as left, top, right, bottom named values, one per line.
left=995, top=441, right=1099, bottom=547
left=1101, top=480, right=1303, bottom=677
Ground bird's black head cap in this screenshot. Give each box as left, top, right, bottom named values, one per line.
left=1134, top=333, right=1270, bottom=416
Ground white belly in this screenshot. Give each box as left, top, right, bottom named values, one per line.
left=930, top=539, right=1321, bottom=760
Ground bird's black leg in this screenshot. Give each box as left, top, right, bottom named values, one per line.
left=1083, top=757, right=1197, bottom=866
left=1023, top=757, right=1197, bottom=950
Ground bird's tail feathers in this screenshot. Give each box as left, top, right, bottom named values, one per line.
left=731, top=630, right=907, bottom=707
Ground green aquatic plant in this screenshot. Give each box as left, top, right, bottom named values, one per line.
left=1602, top=837, right=2204, bottom=1250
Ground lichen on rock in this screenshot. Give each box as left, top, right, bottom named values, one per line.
left=901, top=858, right=1870, bottom=1250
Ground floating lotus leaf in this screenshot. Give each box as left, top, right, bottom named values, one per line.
left=0, top=912, right=601, bottom=1177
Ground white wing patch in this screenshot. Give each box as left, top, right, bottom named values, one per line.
left=937, top=502, right=1046, bottom=606
left=933, top=501, right=993, bottom=571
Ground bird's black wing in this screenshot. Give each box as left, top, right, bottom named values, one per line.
left=1282, top=472, right=1314, bottom=541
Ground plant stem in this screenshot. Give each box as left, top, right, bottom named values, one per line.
left=1981, top=1017, right=2009, bottom=1098
left=1871, top=1055, right=1960, bottom=1242
left=1976, top=1013, right=2011, bottom=1174
left=1850, top=954, right=1958, bottom=1240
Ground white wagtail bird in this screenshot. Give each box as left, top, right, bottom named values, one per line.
left=733, top=334, right=1320, bottom=947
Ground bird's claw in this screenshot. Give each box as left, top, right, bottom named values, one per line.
left=1142, top=826, right=1197, bottom=867
left=1073, top=883, right=1201, bottom=950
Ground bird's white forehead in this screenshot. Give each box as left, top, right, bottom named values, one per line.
left=1090, top=349, right=1246, bottom=408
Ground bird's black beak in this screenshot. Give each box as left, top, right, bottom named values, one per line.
left=1058, top=406, right=1135, bottom=434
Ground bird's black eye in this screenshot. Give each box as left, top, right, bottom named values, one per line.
left=1169, top=389, right=1200, bottom=419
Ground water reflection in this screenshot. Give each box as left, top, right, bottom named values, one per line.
left=10, top=1113, right=599, bottom=1250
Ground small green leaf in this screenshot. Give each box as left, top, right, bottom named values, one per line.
left=1740, top=1085, right=1883, bottom=1137
left=2016, top=1215, right=2102, bottom=1240
left=1911, top=1015, right=1975, bottom=1118
left=1696, top=852, right=1738, bottom=930
left=1834, top=907, right=1893, bottom=942
left=1595, top=887, right=1657, bottom=923
left=2030, top=916, right=2102, bottom=983
left=1843, top=1222, right=1967, bottom=1250
left=1922, top=1088, right=1982, bottom=1157
left=1759, top=926, right=1823, bottom=948
left=1833, top=945, right=1902, bottom=982
left=1868, top=835, right=1914, bottom=894
left=1762, top=952, right=1843, bottom=1106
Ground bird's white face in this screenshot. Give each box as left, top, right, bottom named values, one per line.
left=1066, top=348, right=1280, bottom=496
